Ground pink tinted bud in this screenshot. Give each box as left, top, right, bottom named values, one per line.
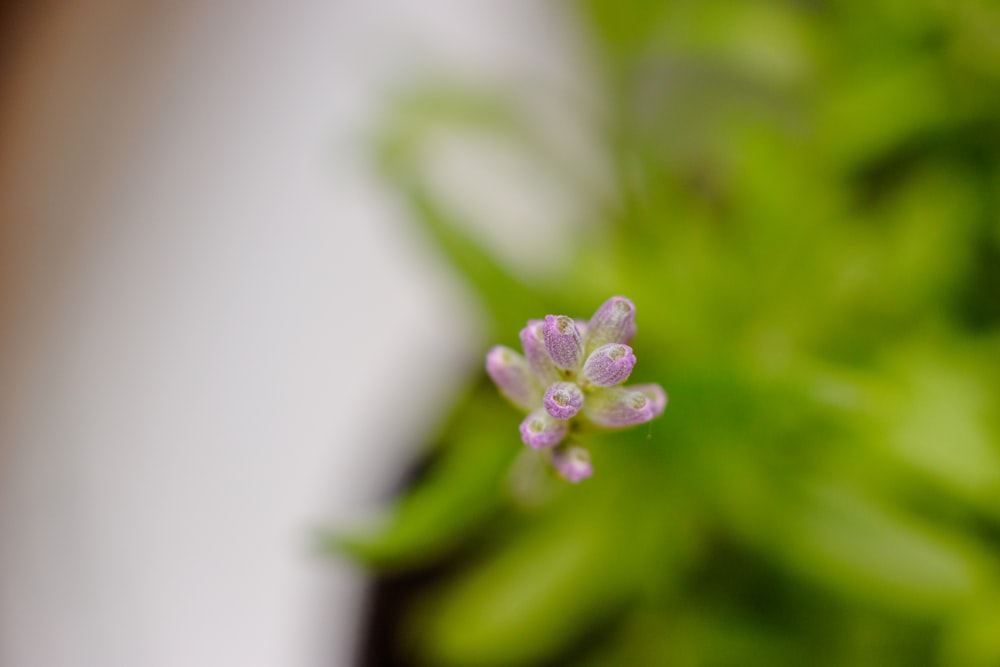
left=624, top=321, right=637, bottom=344
left=542, top=315, right=584, bottom=371
left=583, top=386, right=657, bottom=428
left=485, top=346, right=541, bottom=412
left=631, top=383, right=668, bottom=417
left=519, top=320, right=560, bottom=385
left=582, top=344, right=636, bottom=387
left=519, top=409, right=569, bottom=449
left=551, top=445, right=593, bottom=483
left=543, top=381, right=584, bottom=419
left=586, top=296, right=636, bottom=352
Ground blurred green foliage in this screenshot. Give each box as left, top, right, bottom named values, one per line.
left=336, top=1, right=1000, bottom=665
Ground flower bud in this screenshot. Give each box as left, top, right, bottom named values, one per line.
left=485, top=346, right=541, bottom=412
left=542, top=315, right=584, bottom=371
left=543, top=381, right=584, bottom=419
left=585, top=296, right=636, bottom=352
left=519, top=320, right=560, bottom=385
left=551, top=445, right=592, bottom=483
left=582, top=343, right=636, bottom=387
left=519, top=409, right=569, bottom=449
left=631, top=383, right=668, bottom=417
left=583, top=386, right=656, bottom=428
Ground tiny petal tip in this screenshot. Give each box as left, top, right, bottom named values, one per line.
left=633, top=383, right=668, bottom=417
left=586, top=296, right=636, bottom=351
left=584, top=387, right=657, bottom=428
left=519, top=409, right=569, bottom=449
left=583, top=343, right=636, bottom=386
left=519, top=320, right=560, bottom=385
left=552, top=446, right=593, bottom=483
left=543, top=381, right=584, bottom=419
left=485, top=345, right=540, bottom=411
left=542, top=315, right=584, bottom=371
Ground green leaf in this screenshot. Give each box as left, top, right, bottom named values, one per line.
left=326, top=386, right=516, bottom=570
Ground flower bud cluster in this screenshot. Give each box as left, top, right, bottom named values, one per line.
left=486, top=296, right=667, bottom=482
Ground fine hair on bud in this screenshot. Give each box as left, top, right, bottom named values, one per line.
left=543, top=381, right=584, bottom=419
left=542, top=315, right=584, bottom=371
left=584, top=386, right=656, bottom=428
left=519, top=320, right=561, bottom=385
left=582, top=343, right=636, bottom=387
left=586, top=296, right=636, bottom=352
left=519, top=409, right=568, bottom=449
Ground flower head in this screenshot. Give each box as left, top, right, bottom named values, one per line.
left=485, top=296, right=667, bottom=482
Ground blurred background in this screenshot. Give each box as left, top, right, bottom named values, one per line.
left=3, top=1, right=1000, bottom=667
left=0, top=1, right=573, bottom=665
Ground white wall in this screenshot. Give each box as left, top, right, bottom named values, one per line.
left=0, top=1, right=582, bottom=666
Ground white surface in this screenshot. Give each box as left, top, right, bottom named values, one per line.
left=0, top=1, right=583, bottom=666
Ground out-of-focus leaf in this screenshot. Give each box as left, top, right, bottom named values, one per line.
left=818, top=59, right=958, bottom=171
left=942, top=595, right=1000, bottom=666
left=328, top=387, right=514, bottom=570
left=781, top=484, right=986, bottom=614
left=408, top=480, right=688, bottom=666
left=879, top=350, right=1000, bottom=506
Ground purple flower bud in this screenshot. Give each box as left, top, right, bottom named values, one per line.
left=583, top=386, right=656, bottom=428
left=551, top=445, right=592, bottom=483
left=519, top=409, right=569, bottom=449
left=542, top=315, right=584, bottom=371
left=485, top=346, right=541, bottom=412
left=519, top=320, right=560, bottom=385
left=543, top=381, right=584, bottom=419
left=491, top=297, right=662, bottom=479
left=585, top=296, right=636, bottom=352
left=631, top=383, right=668, bottom=417
left=582, top=343, right=636, bottom=387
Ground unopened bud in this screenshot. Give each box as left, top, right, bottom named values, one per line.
left=542, top=315, right=584, bottom=371
left=632, top=383, right=668, bottom=418
left=543, top=381, right=584, bottom=419
left=485, top=346, right=540, bottom=411
left=519, top=409, right=568, bottom=449
left=551, top=445, right=593, bottom=483
left=584, top=386, right=656, bottom=428
left=585, top=296, right=636, bottom=352
left=519, top=320, right=560, bottom=385
left=582, top=343, right=636, bottom=387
